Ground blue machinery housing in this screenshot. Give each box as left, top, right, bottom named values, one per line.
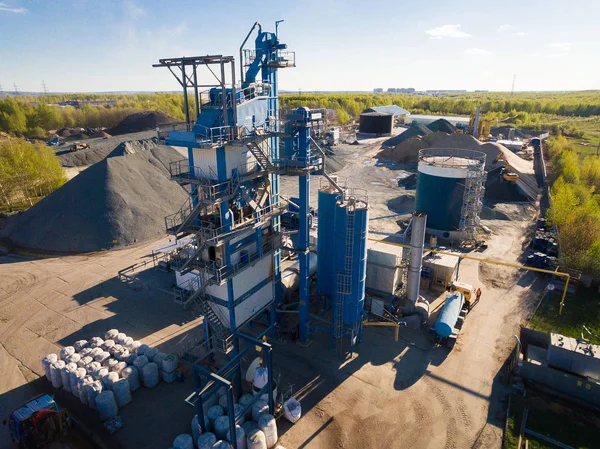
left=155, top=21, right=369, bottom=447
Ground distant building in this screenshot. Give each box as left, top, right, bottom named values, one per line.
left=373, top=88, right=384, bottom=93
left=364, top=105, right=410, bottom=119
left=385, top=88, right=415, bottom=94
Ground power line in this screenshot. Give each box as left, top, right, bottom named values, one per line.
left=0, top=84, right=4, bottom=96
left=13, top=83, right=19, bottom=95
left=511, top=74, right=516, bottom=96
left=41, top=80, right=49, bottom=95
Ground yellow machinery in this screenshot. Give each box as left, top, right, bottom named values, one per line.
left=450, top=281, right=480, bottom=310
left=494, top=153, right=519, bottom=182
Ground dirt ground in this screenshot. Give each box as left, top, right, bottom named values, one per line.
left=0, top=131, right=543, bottom=448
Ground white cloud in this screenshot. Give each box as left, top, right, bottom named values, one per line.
left=0, top=2, right=27, bottom=13
left=464, top=48, right=491, bottom=56
left=425, top=24, right=471, bottom=39
left=123, top=0, right=145, bottom=19
left=515, top=32, right=526, bottom=37
left=549, top=42, right=572, bottom=52
left=498, top=24, right=512, bottom=31
left=544, top=53, right=568, bottom=59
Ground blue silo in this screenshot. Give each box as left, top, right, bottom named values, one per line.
left=317, top=188, right=340, bottom=297
left=415, top=149, right=486, bottom=231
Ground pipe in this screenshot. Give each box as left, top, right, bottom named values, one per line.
left=407, top=212, right=427, bottom=304
left=239, top=21, right=262, bottom=85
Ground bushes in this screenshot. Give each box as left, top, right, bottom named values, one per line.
left=0, top=139, right=67, bottom=211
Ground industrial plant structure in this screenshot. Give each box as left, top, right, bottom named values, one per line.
left=415, top=148, right=486, bottom=243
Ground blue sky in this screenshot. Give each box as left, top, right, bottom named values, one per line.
left=0, top=0, right=598, bottom=93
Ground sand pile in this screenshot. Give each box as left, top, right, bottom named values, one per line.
left=1, top=146, right=188, bottom=253
left=107, top=111, right=177, bottom=136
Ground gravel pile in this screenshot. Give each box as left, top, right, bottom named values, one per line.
left=107, top=111, right=177, bottom=136
left=426, top=119, right=457, bottom=134
left=57, top=131, right=159, bottom=167
left=382, top=124, right=431, bottom=148
left=1, top=146, right=188, bottom=253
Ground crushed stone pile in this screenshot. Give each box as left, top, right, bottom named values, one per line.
left=57, top=132, right=159, bottom=167
left=382, top=124, right=431, bottom=148
left=1, top=146, right=188, bottom=253
left=107, top=111, right=177, bottom=136
left=426, top=118, right=457, bottom=134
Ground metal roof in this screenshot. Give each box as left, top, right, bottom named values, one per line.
left=365, top=105, right=410, bottom=117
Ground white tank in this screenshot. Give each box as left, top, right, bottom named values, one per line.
left=145, top=347, right=158, bottom=361
left=104, top=329, right=119, bottom=341
left=73, top=340, right=89, bottom=352
left=102, top=340, right=115, bottom=352
left=112, top=361, right=128, bottom=374
left=96, top=390, right=118, bottom=420
left=94, top=351, right=110, bottom=365
left=102, top=371, right=120, bottom=390
left=121, top=366, right=140, bottom=391
left=173, top=434, right=194, bottom=449
left=123, top=336, right=134, bottom=349
left=70, top=367, right=86, bottom=397
left=116, top=332, right=127, bottom=344
left=89, top=347, right=104, bottom=359
left=86, top=380, right=103, bottom=410
left=78, top=356, right=93, bottom=368
left=89, top=337, right=104, bottom=348
left=251, top=400, right=268, bottom=423
left=50, top=360, right=65, bottom=388
left=227, top=424, right=246, bottom=449
left=136, top=343, right=149, bottom=355
left=109, top=344, right=122, bottom=356
left=42, top=353, right=58, bottom=381
left=257, top=414, right=277, bottom=448
left=130, top=340, right=141, bottom=353
left=213, top=416, right=230, bottom=441
left=197, top=432, right=217, bottom=449
left=133, top=355, right=149, bottom=371
left=162, top=354, right=178, bottom=373
left=86, top=361, right=101, bottom=376
left=207, top=405, right=224, bottom=429
left=239, top=394, right=254, bottom=420
left=212, top=441, right=232, bottom=449
left=142, top=362, right=159, bottom=388
left=246, top=428, right=267, bottom=449
left=112, top=378, right=132, bottom=407
left=115, top=347, right=130, bottom=362
left=59, top=346, right=75, bottom=360
left=64, top=353, right=81, bottom=366
left=93, top=367, right=108, bottom=381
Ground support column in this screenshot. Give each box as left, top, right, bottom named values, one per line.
left=297, top=108, right=311, bottom=343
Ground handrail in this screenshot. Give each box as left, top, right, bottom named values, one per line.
left=239, top=21, right=262, bottom=84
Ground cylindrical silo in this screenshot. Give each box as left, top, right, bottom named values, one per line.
left=332, top=192, right=369, bottom=331
left=359, top=112, right=393, bottom=135
left=415, top=149, right=486, bottom=232
left=317, top=188, right=340, bottom=297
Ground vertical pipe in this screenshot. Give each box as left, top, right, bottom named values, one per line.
left=193, top=64, right=200, bottom=121
left=407, top=212, right=427, bottom=304
left=226, top=386, right=237, bottom=449
left=231, top=60, right=238, bottom=139
left=298, top=108, right=311, bottom=343
left=220, top=58, right=228, bottom=127
left=193, top=370, right=206, bottom=432
left=266, top=345, right=274, bottom=414
left=182, top=62, right=190, bottom=132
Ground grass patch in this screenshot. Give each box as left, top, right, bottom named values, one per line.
left=529, top=287, right=600, bottom=345
left=506, top=393, right=600, bottom=449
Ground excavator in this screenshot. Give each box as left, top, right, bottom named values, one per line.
left=494, top=152, right=519, bottom=182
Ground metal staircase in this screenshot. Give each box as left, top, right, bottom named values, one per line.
left=176, top=241, right=208, bottom=274
left=245, top=139, right=278, bottom=172
left=166, top=195, right=204, bottom=237
left=459, top=167, right=486, bottom=243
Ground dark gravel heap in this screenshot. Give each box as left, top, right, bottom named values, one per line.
left=1, top=146, right=188, bottom=253
left=106, top=111, right=177, bottom=136
left=426, top=119, right=457, bottom=134
left=382, top=125, right=432, bottom=148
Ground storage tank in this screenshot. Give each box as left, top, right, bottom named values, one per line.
left=434, top=292, right=464, bottom=338
left=317, top=187, right=340, bottom=297
left=359, top=112, right=393, bottom=135
left=415, top=148, right=486, bottom=232
left=333, top=192, right=369, bottom=328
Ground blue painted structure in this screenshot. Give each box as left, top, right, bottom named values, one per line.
left=316, top=189, right=339, bottom=297
left=415, top=171, right=465, bottom=231
left=434, top=292, right=464, bottom=338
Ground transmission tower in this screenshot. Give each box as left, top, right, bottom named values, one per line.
left=511, top=74, right=516, bottom=96
left=0, top=84, right=4, bottom=96
left=41, top=80, right=49, bottom=95
left=13, top=83, right=19, bottom=95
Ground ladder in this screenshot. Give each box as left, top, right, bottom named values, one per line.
left=246, top=139, right=278, bottom=173
left=176, top=241, right=207, bottom=274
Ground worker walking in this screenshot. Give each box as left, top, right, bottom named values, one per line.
left=475, top=288, right=482, bottom=305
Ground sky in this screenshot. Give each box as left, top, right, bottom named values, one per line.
left=0, top=0, right=599, bottom=93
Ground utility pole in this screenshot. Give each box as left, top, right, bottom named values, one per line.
left=13, top=83, right=19, bottom=95
left=0, top=84, right=4, bottom=96
left=41, top=80, right=49, bottom=95
left=511, top=74, right=516, bottom=96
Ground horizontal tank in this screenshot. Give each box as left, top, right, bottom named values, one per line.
left=434, top=292, right=464, bottom=338
left=359, top=112, right=393, bottom=135
left=415, top=148, right=486, bottom=232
